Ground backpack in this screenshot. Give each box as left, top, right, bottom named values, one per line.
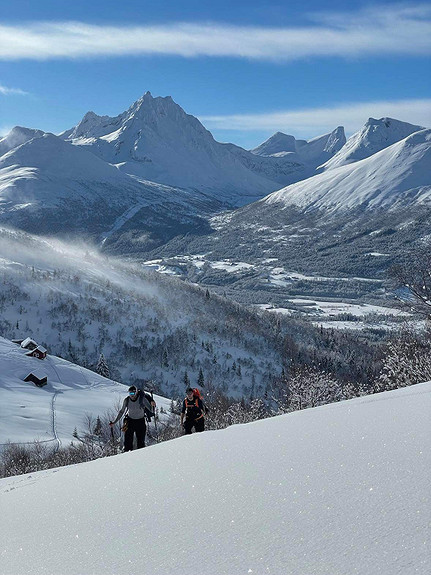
left=191, top=388, right=209, bottom=415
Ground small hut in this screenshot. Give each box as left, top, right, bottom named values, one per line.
left=24, top=371, right=48, bottom=387
left=25, top=346, right=47, bottom=360
left=20, top=337, right=38, bottom=351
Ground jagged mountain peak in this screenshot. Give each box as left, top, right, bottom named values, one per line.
left=64, top=109, right=120, bottom=140
left=252, top=125, right=346, bottom=170
left=122, top=91, right=205, bottom=134
left=362, top=117, right=424, bottom=143
left=64, top=91, right=212, bottom=147
left=321, top=117, right=425, bottom=171
left=128, top=91, right=176, bottom=114
left=324, top=126, right=346, bottom=149
left=60, top=93, right=291, bottom=203
left=266, top=127, right=431, bottom=212
left=62, top=92, right=183, bottom=141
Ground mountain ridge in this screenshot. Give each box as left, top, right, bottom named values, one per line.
left=0, top=93, right=429, bottom=286
left=251, top=126, right=346, bottom=169
left=60, top=92, right=343, bottom=204
left=319, top=116, right=425, bottom=171
left=266, top=128, right=431, bottom=212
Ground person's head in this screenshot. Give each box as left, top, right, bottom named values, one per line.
left=128, top=386, right=138, bottom=399
left=186, top=387, right=194, bottom=398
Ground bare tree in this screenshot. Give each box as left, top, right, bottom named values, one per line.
left=389, top=245, right=431, bottom=318
left=270, top=365, right=344, bottom=413
left=375, top=327, right=431, bottom=392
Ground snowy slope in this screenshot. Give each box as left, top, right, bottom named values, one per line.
left=0, top=129, right=220, bottom=243
left=251, top=131, right=298, bottom=156
left=265, top=128, right=431, bottom=212
left=1, top=383, right=429, bottom=575
left=320, top=117, right=425, bottom=171
left=0, top=336, right=170, bottom=446
left=0, top=126, right=45, bottom=156
left=62, top=92, right=310, bottom=205
left=0, top=228, right=283, bottom=398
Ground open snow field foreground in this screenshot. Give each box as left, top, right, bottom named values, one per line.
left=1, top=383, right=430, bottom=575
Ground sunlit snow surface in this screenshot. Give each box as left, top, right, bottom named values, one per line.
left=1, top=382, right=429, bottom=575
left=0, top=337, right=170, bottom=447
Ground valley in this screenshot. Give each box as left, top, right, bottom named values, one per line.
left=0, top=93, right=429, bottom=405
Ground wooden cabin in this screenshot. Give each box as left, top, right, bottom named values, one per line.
left=25, top=346, right=47, bottom=360
left=20, top=337, right=38, bottom=351
left=24, top=371, right=48, bottom=387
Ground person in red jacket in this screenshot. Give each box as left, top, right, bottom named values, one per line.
left=180, top=387, right=205, bottom=435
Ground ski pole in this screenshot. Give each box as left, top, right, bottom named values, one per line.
left=110, top=426, right=116, bottom=453
left=151, top=390, right=159, bottom=442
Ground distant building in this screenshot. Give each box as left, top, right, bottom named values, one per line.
left=24, top=371, right=48, bottom=387
left=25, top=346, right=47, bottom=360
left=20, top=337, right=38, bottom=351
left=17, top=337, right=48, bottom=358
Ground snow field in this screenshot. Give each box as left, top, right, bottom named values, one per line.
left=1, top=382, right=429, bottom=575
left=0, top=337, right=170, bottom=446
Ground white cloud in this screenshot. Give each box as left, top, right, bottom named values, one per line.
left=0, top=84, right=27, bottom=95
left=0, top=5, right=430, bottom=60
left=199, top=99, right=431, bottom=139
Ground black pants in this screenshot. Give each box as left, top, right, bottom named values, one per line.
left=184, top=417, right=205, bottom=435
left=124, top=417, right=146, bottom=451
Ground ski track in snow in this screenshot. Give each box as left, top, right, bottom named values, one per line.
left=51, top=391, right=61, bottom=451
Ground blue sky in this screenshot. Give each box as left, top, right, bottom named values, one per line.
left=0, top=0, right=430, bottom=148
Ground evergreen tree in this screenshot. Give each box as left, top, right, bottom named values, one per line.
left=162, top=349, right=169, bottom=368
left=96, top=353, right=110, bottom=378
left=183, top=371, right=190, bottom=388
left=197, top=367, right=205, bottom=387
left=93, top=416, right=102, bottom=437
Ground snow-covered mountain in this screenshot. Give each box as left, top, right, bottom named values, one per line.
left=320, top=117, right=425, bottom=171
left=1, top=98, right=429, bottom=304
left=266, top=128, right=431, bottom=211
left=152, top=126, right=431, bottom=297
left=61, top=92, right=320, bottom=204
left=251, top=126, right=346, bottom=169
left=1, top=93, right=426, bottom=263
left=2, top=381, right=429, bottom=575
left=0, top=127, right=221, bottom=249
left=0, top=335, right=170, bottom=446
left=0, top=126, right=45, bottom=156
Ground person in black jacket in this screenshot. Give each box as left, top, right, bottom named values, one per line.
left=180, top=387, right=205, bottom=435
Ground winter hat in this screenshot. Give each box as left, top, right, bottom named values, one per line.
left=128, top=385, right=137, bottom=393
